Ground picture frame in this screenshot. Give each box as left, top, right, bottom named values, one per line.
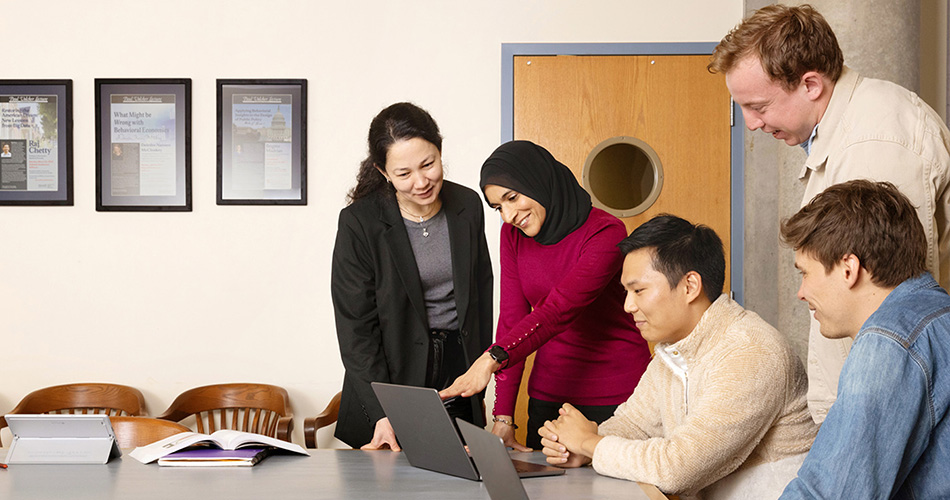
left=95, top=78, right=192, bottom=211
left=0, top=80, right=73, bottom=206
left=217, top=79, right=307, bottom=205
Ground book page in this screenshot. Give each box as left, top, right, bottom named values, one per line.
left=211, top=430, right=308, bottom=456
left=129, top=430, right=308, bottom=464
left=128, top=431, right=209, bottom=464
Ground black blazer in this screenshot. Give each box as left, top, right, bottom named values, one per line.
left=331, top=181, right=493, bottom=448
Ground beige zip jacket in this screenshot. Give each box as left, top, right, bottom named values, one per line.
left=799, top=67, right=950, bottom=423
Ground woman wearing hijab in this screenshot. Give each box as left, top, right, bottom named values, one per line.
left=332, top=103, right=493, bottom=450
left=441, top=140, right=650, bottom=450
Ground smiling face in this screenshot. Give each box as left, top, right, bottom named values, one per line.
left=794, top=249, right=854, bottom=339
left=377, top=137, right=444, bottom=215
left=483, top=184, right=547, bottom=238
left=725, top=56, right=821, bottom=147
left=620, top=248, right=694, bottom=344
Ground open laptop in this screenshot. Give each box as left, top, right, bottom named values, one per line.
left=3, top=414, right=121, bottom=464
left=371, top=382, right=564, bottom=480
left=457, top=419, right=532, bottom=500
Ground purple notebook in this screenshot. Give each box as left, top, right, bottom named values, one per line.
left=157, top=447, right=270, bottom=467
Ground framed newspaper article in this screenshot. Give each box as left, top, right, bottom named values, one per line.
left=216, top=79, right=307, bottom=205
left=95, top=78, right=192, bottom=211
left=0, top=80, right=73, bottom=206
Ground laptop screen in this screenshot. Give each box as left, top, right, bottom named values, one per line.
left=371, top=382, right=480, bottom=480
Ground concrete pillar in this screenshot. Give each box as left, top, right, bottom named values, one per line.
left=741, top=0, right=922, bottom=360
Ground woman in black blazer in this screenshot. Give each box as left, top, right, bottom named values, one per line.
left=331, top=103, right=493, bottom=449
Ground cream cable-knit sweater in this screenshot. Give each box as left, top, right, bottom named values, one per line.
left=592, top=295, right=817, bottom=498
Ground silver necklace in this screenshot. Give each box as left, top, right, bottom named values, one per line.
left=399, top=204, right=434, bottom=238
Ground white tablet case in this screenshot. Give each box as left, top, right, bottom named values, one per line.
left=4, top=414, right=121, bottom=464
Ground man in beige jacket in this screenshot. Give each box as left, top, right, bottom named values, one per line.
left=539, top=215, right=817, bottom=500
left=709, top=4, right=950, bottom=424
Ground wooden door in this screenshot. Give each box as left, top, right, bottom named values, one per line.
left=509, top=54, right=732, bottom=444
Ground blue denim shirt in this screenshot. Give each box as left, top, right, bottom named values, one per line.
left=780, top=273, right=950, bottom=499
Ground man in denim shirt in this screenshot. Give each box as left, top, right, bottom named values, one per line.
left=779, top=179, right=950, bottom=499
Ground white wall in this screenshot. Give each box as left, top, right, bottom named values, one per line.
left=0, top=0, right=742, bottom=448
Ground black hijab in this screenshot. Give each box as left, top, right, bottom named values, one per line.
left=480, top=140, right=592, bottom=246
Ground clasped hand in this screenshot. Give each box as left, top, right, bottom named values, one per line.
left=538, top=403, right=600, bottom=467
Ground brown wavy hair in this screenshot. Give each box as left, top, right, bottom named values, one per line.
left=781, top=180, right=927, bottom=288
left=709, top=4, right=844, bottom=90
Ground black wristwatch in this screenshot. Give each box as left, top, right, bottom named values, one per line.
left=488, top=345, right=509, bottom=365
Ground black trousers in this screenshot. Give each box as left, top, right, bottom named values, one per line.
left=525, top=397, right=618, bottom=450
left=426, top=329, right=475, bottom=425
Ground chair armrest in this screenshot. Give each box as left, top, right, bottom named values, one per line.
left=276, top=414, right=294, bottom=442
left=304, top=391, right=341, bottom=449
left=304, top=417, right=318, bottom=449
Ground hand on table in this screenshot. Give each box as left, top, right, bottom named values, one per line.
left=491, top=418, right=531, bottom=452
left=361, top=417, right=401, bottom=451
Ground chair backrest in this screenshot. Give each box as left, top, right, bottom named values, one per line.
left=110, top=416, right=191, bottom=449
left=304, top=391, right=341, bottom=449
left=156, top=383, right=294, bottom=442
left=0, top=383, right=146, bottom=431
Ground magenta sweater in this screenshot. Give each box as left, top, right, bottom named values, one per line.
left=492, top=208, right=651, bottom=416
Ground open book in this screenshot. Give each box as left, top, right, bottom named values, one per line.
left=129, top=429, right=309, bottom=464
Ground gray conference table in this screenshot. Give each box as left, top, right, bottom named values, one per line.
left=1, top=449, right=661, bottom=499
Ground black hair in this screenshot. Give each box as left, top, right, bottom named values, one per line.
left=347, top=102, right=443, bottom=203
left=618, top=214, right=725, bottom=302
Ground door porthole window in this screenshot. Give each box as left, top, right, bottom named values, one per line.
left=582, top=136, right=663, bottom=218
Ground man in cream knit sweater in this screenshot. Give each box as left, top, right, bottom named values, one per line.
left=540, top=215, right=817, bottom=499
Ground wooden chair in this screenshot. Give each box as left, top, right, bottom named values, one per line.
left=304, top=391, right=341, bottom=448
left=156, top=383, right=294, bottom=442
left=0, top=382, right=147, bottom=447
left=638, top=483, right=677, bottom=500
left=110, top=416, right=191, bottom=449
